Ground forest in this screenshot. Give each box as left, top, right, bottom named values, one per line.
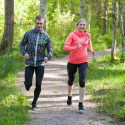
left=0, top=0, right=125, bottom=124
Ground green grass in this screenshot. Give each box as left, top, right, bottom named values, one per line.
left=76, top=52, right=125, bottom=121
left=0, top=74, right=31, bottom=125
left=0, top=42, right=30, bottom=125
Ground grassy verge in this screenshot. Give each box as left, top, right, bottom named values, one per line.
left=0, top=51, right=31, bottom=125
left=76, top=51, right=125, bottom=121
left=0, top=74, right=31, bottom=125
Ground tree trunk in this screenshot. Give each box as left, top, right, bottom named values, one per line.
left=107, top=3, right=110, bottom=34
left=57, top=0, right=59, bottom=8
left=95, top=0, right=102, bottom=27
left=116, top=2, right=119, bottom=32
left=39, top=0, right=47, bottom=31
left=69, top=0, right=72, bottom=14
left=87, top=0, right=91, bottom=29
left=102, top=0, right=108, bottom=36
left=80, top=0, right=86, bottom=19
left=123, top=0, right=125, bottom=36
left=111, top=0, right=117, bottom=62
left=118, top=0, right=125, bottom=62
left=61, top=2, right=65, bottom=13
left=0, top=0, right=14, bottom=54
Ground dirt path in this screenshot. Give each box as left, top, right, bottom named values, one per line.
left=16, top=48, right=120, bottom=125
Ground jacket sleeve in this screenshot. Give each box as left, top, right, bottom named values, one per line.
left=45, top=36, right=53, bottom=60
left=20, top=32, right=28, bottom=56
left=63, top=33, right=77, bottom=51
left=88, top=34, right=94, bottom=53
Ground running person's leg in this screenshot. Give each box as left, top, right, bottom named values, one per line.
left=25, top=66, right=34, bottom=91
left=78, top=62, right=88, bottom=112
left=32, top=66, right=44, bottom=110
left=67, top=62, right=78, bottom=106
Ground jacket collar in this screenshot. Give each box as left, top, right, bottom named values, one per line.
left=34, top=28, right=44, bottom=34
left=74, top=29, right=87, bottom=37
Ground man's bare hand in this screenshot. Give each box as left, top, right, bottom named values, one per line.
left=24, top=54, right=30, bottom=60
left=44, top=57, right=48, bottom=63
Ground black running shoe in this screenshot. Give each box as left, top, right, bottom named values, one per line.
left=67, top=96, right=72, bottom=106
left=78, top=102, right=84, bottom=113
left=25, top=85, right=30, bottom=91
left=32, top=103, right=37, bottom=110
left=24, top=82, right=30, bottom=91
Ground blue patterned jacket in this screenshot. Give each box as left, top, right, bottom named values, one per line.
left=20, top=28, right=53, bottom=67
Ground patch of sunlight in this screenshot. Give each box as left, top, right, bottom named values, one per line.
left=44, top=73, right=67, bottom=79
left=3, top=95, right=18, bottom=107
left=48, top=61, right=67, bottom=66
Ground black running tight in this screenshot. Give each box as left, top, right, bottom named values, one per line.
left=24, top=66, right=44, bottom=104
left=67, top=62, right=88, bottom=87
left=32, top=85, right=41, bottom=104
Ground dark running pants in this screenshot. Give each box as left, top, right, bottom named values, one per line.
left=25, top=66, right=44, bottom=104
left=67, top=62, right=88, bottom=88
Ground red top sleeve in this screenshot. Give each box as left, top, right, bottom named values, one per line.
left=87, top=35, right=94, bottom=53
left=63, top=33, right=77, bottom=51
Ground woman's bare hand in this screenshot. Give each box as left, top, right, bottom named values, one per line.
left=77, top=43, right=82, bottom=48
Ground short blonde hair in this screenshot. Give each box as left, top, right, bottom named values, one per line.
left=75, top=18, right=87, bottom=26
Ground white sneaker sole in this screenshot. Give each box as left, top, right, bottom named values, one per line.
left=67, top=104, right=72, bottom=107
left=79, top=110, right=84, bottom=114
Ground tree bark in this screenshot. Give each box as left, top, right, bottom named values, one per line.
left=39, top=0, right=47, bottom=31
left=80, top=0, right=86, bottom=19
left=95, top=0, right=102, bottom=27
left=0, top=0, right=14, bottom=53
left=111, top=0, right=117, bottom=62
left=87, top=0, right=91, bottom=29
left=61, top=2, right=65, bottom=13
left=102, top=0, right=108, bottom=36
left=123, top=0, right=125, bottom=36
left=69, top=0, right=72, bottom=14
left=118, top=0, right=125, bottom=62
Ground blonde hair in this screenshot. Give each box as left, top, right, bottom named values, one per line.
left=75, top=18, right=87, bottom=26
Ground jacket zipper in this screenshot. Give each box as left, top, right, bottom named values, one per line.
left=34, top=32, right=40, bottom=67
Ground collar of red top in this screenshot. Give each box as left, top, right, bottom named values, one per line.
left=74, top=29, right=87, bottom=37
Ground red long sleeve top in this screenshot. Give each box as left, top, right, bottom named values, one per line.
left=63, top=29, right=94, bottom=64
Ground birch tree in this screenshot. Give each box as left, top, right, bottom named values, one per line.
left=118, top=0, right=125, bottom=62
left=0, top=0, right=14, bottom=53
left=80, top=0, right=86, bottom=19
left=87, top=0, right=91, bottom=29
left=39, top=0, right=47, bottom=31
left=111, top=0, right=117, bottom=62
